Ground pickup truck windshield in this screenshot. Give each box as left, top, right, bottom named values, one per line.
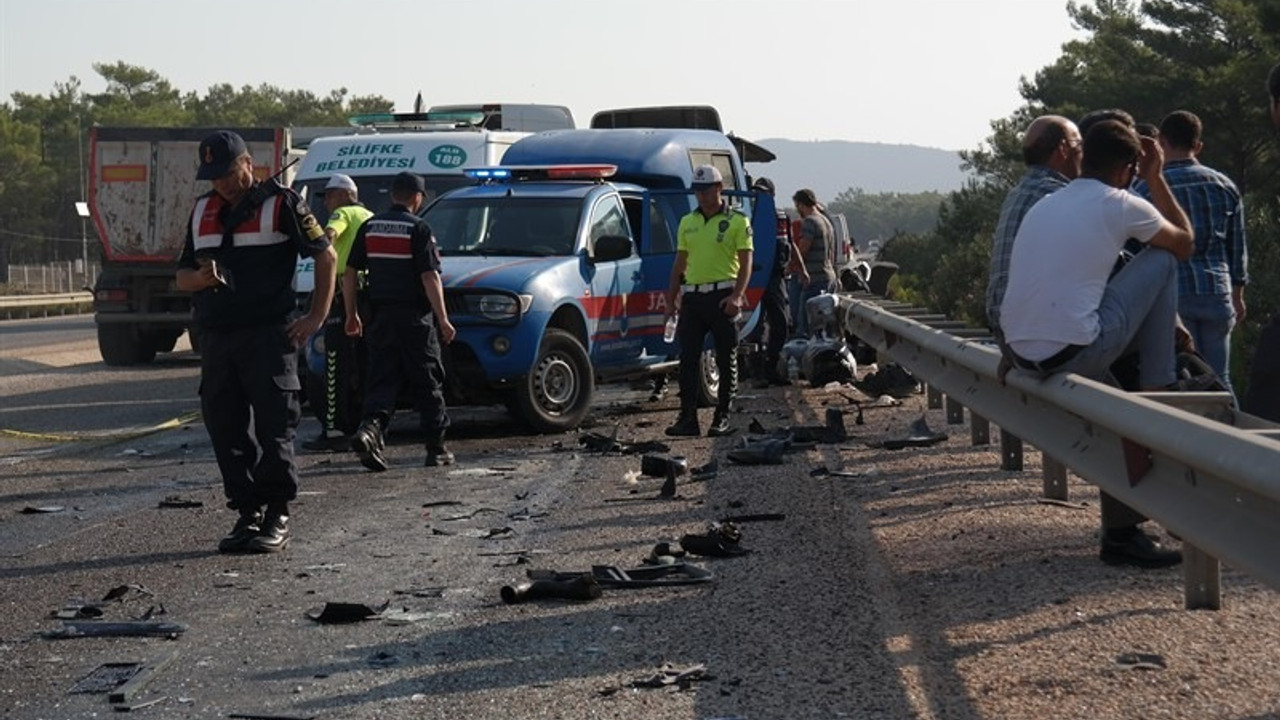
left=425, top=197, right=582, bottom=257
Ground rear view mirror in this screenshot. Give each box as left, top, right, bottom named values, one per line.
left=592, top=235, right=633, bottom=263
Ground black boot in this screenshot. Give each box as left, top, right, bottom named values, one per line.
left=351, top=417, right=388, bottom=472
left=425, top=430, right=455, bottom=467
left=248, top=506, right=290, bottom=553
left=1100, top=526, right=1182, bottom=568
left=664, top=413, right=700, bottom=437
left=706, top=409, right=735, bottom=437
left=218, top=509, right=263, bottom=554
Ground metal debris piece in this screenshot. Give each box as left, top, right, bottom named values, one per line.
left=20, top=506, right=65, bottom=514
left=630, top=662, right=713, bottom=689
left=529, top=563, right=713, bottom=589
left=720, top=513, right=785, bottom=523
left=69, top=662, right=140, bottom=694
left=422, top=500, right=464, bottom=508
left=501, top=574, right=601, bottom=604
left=43, top=621, right=186, bottom=639
left=1115, top=652, right=1166, bottom=670
left=879, top=416, right=948, bottom=450
left=109, top=651, right=177, bottom=705
left=157, top=496, right=202, bottom=509
left=680, top=522, right=750, bottom=557
left=305, top=602, right=383, bottom=624
left=578, top=427, right=670, bottom=455
left=228, top=713, right=317, bottom=720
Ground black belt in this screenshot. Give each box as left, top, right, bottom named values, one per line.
left=1011, top=343, right=1086, bottom=374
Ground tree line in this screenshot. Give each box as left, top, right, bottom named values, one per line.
left=879, top=0, right=1280, bottom=392
left=0, top=62, right=392, bottom=280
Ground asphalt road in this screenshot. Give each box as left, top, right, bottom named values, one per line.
left=2, top=316, right=1279, bottom=720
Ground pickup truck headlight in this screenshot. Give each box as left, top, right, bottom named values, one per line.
left=468, top=293, right=532, bottom=321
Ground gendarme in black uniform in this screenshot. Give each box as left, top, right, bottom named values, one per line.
left=346, top=171, right=452, bottom=471
left=176, top=130, right=333, bottom=554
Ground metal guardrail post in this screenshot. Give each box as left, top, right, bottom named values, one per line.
left=1182, top=546, right=1221, bottom=611
left=970, top=413, right=990, bottom=446
left=1042, top=457, right=1068, bottom=501
left=945, top=396, right=964, bottom=425
left=1000, top=430, right=1023, bottom=470
left=926, top=384, right=942, bottom=409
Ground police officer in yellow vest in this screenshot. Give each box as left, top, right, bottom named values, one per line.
left=176, top=130, right=336, bottom=554
left=664, top=164, right=753, bottom=437
left=302, top=173, right=373, bottom=452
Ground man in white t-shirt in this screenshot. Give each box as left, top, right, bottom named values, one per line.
left=1001, top=119, right=1192, bottom=389
left=1000, top=119, right=1194, bottom=569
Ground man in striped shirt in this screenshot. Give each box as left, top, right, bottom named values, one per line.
left=1135, top=110, right=1247, bottom=393
left=985, top=115, right=1083, bottom=334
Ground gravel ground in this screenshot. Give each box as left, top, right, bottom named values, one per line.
left=1, top=365, right=1279, bottom=719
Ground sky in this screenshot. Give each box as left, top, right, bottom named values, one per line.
left=0, top=0, right=1084, bottom=152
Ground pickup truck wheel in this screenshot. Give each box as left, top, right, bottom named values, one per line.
left=695, top=349, right=720, bottom=408
left=98, top=324, right=154, bottom=366
left=515, top=328, right=594, bottom=433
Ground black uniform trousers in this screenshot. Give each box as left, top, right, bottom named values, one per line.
left=749, top=273, right=790, bottom=371
left=199, top=323, right=301, bottom=511
left=318, top=291, right=368, bottom=435
left=676, top=287, right=738, bottom=418
left=361, top=304, right=449, bottom=438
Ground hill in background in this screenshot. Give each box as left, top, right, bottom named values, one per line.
left=749, top=138, right=972, bottom=201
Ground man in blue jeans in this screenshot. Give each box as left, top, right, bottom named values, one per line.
left=1134, top=110, right=1247, bottom=395
left=1000, top=119, right=1194, bottom=567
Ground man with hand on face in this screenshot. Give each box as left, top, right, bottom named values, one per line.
left=1000, top=119, right=1193, bottom=568
left=663, top=165, right=753, bottom=439
left=176, top=130, right=337, bottom=554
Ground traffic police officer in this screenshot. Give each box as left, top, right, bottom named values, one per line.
left=302, top=173, right=373, bottom=452
left=664, top=164, right=754, bottom=438
left=344, top=171, right=456, bottom=470
left=175, top=130, right=336, bottom=553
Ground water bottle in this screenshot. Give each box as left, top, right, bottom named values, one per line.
left=663, top=314, right=678, bottom=344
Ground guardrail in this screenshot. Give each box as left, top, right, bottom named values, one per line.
left=842, top=295, right=1280, bottom=610
left=0, top=292, right=93, bottom=319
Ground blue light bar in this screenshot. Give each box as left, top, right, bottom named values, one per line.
left=463, top=167, right=513, bottom=181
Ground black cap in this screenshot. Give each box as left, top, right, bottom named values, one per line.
left=391, top=171, right=426, bottom=195
left=751, top=177, right=776, bottom=195
left=196, top=131, right=248, bottom=180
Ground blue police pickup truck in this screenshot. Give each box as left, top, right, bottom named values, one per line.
left=420, top=127, right=780, bottom=432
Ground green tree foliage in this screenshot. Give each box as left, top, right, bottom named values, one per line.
left=827, top=188, right=945, bottom=246
left=889, top=0, right=1280, bottom=394
left=0, top=63, right=393, bottom=274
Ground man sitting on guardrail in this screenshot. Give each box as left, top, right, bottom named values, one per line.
left=999, top=119, right=1194, bottom=569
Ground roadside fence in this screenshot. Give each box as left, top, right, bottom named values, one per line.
left=2, top=262, right=100, bottom=295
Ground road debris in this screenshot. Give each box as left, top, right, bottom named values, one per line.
left=42, top=621, right=186, bottom=639
left=157, top=496, right=203, bottom=509
left=1115, top=652, right=1167, bottom=671
left=500, top=573, right=602, bottom=604
left=629, top=662, right=714, bottom=690
left=877, top=416, right=948, bottom=450
left=305, top=602, right=384, bottom=624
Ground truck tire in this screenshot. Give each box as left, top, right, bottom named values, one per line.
left=98, top=324, right=155, bottom=366
left=151, top=330, right=182, bottom=354
left=695, top=349, right=719, bottom=408
left=515, top=328, right=594, bottom=433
